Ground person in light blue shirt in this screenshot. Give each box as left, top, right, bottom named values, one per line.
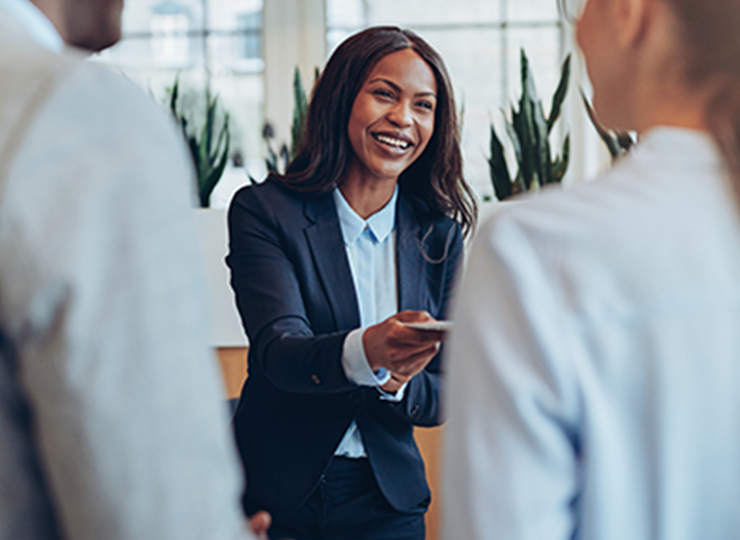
left=227, top=26, right=476, bottom=540
left=445, top=0, right=740, bottom=539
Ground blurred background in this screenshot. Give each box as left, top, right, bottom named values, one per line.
left=96, top=0, right=607, bottom=208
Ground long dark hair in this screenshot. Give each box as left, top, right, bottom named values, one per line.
left=280, top=26, right=477, bottom=238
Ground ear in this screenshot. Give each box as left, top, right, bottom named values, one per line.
left=613, top=0, right=656, bottom=48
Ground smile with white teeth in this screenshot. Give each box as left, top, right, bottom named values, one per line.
left=373, top=133, right=412, bottom=150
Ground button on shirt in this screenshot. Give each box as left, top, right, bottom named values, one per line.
left=333, top=186, right=407, bottom=458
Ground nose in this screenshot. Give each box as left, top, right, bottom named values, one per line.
left=386, top=99, right=414, bottom=127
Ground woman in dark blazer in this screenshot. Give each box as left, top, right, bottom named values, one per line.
left=227, top=26, right=476, bottom=540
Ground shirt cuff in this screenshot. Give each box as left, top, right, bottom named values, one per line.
left=342, top=328, right=392, bottom=387
left=377, top=381, right=408, bottom=402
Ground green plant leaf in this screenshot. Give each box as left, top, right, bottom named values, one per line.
left=280, top=143, right=290, bottom=172
left=211, top=113, right=230, bottom=162
left=488, top=124, right=512, bottom=201
left=552, top=134, right=570, bottom=182
left=291, top=67, right=308, bottom=159
left=533, top=98, right=554, bottom=185
left=517, top=50, right=539, bottom=191
left=503, top=110, right=522, bottom=165
left=204, top=92, right=217, bottom=157
left=187, top=134, right=199, bottom=173
left=581, top=89, right=621, bottom=159
left=547, top=54, right=571, bottom=133
left=266, top=144, right=278, bottom=174
left=513, top=170, right=525, bottom=195
left=197, top=122, right=210, bottom=179
left=169, top=75, right=180, bottom=118
left=200, top=129, right=231, bottom=207
left=164, top=77, right=231, bottom=207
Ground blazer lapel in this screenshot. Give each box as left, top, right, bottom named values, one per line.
left=303, top=193, right=361, bottom=331
left=396, top=194, right=424, bottom=312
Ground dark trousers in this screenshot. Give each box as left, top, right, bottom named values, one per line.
left=254, top=456, right=426, bottom=540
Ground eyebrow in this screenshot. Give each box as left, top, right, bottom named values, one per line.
left=367, top=77, right=437, bottom=99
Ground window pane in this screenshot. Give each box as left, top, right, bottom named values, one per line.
left=365, top=0, right=504, bottom=26
left=326, top=0, right=365, bottom=29
left=207, top=0, right=263, bottom=32
left=122, top=0, right=205, bottom=34
left=207, top=35, right=265, bottom=173
left=99, top=35, right=205, bottom=70
left=508, top=0, right=560, bottom=22
left=207, top=34, right=263, bottom=72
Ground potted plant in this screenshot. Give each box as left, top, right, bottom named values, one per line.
left=167, top=77, right=231, bottom=208
left=166, top=78, right=246, bottom=346
left=261, top=66, right=316, bottom=176
left=487, top=50, right=572, bottom=202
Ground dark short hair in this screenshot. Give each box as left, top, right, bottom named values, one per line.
left=281, top=26, right=477, bottom=238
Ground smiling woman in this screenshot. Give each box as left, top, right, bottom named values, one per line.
left=226, top=26, right=475, bottom=540
left=281, top=25, right=477, bottom=236
left=345, top=48, right=437, bottom=216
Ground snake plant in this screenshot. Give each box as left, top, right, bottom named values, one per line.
left=489, top=50, right=571, bottom=201
left=264, top=66, right=315, bottom=175
left=168, top=77, right=231, bottom=207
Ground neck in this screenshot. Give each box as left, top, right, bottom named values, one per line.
left=619, top=1, right=711, bottom=135
left=340, top=162, right=398, bottom=220
left=629, top=77, right=711, bottom=134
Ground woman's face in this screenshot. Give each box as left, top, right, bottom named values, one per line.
left=346, top=48, right=437, bottom=184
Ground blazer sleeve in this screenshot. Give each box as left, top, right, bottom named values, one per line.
left=382, top=220, right=464, bottom=427
left=226, top=184, right=357, bottom=395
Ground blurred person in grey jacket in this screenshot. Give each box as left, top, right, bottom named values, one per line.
left=0, top=0, right=269, bottom=539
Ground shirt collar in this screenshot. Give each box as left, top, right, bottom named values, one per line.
left=0, top=0, right=64, bottom=52
left=333, top=185, right=398, bottom=246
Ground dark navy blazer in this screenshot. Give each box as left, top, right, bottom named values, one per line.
left=226, top=176, right=463, bottom=514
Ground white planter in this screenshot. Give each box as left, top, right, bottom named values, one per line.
left=194, top=208, right=248, bottom=347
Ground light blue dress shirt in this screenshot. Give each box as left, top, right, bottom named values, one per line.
left=445, top=128, right=740, bottom=540
left=0, top=0, right=63, bottom=52
left=333, top=185, right=407, bottom=458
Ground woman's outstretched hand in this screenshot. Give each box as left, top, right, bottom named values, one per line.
left=363, top=310, right=444, bottom=392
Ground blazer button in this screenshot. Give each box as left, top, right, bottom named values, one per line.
left=311, top=374, right=321, bottom=385
left=410, top=405, right=420, bottom=415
